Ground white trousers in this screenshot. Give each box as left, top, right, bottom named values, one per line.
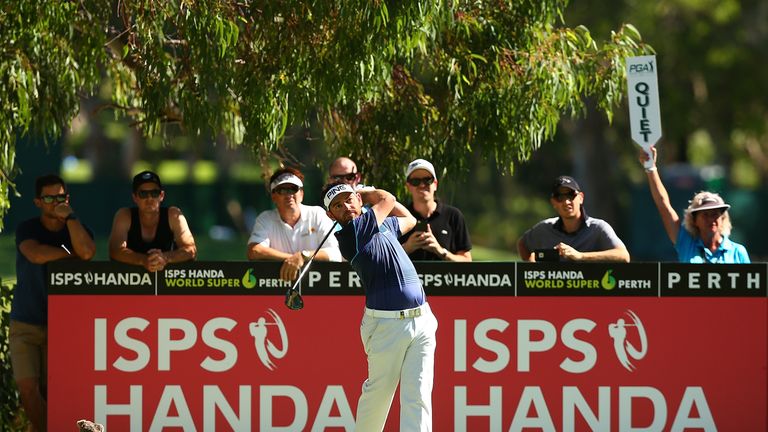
left=354, top=303, right=438, bottom=432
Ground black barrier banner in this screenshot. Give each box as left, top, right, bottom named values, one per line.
left=47, top=261, right=156, bottom=295
left=660, top=263, right=767, bottom=297
left=410, top=262, right=514, bottom=295
left=47, top=261, right=768, bottom=297
left=517, top=263, right=658, bottom=297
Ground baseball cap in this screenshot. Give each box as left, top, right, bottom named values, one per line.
left=324, top=183, right=355, bottom=210
left=688, top=192, right=730, bottom=213
left=132, top=170, right=162, bottom=192
left=551, top=175, right=581, bottom=196
left=405, top=158, right=437, bottom=180
left=269, top=173, right=304, bottom=192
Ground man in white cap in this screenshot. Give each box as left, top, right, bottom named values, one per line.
left=247, top=167, right=341, bottom=281
left=517, top=175, right=630, bottom=262
left=639, top=145, right=749, bottom=263
left=322, top=181, right=438, bottom=432
left=400, top=158, right=472, bottom=261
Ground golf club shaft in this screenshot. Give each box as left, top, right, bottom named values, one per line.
left=290, top=221, right=338, bottom=292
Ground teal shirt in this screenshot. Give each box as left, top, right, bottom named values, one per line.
left=675, top=227, right=750, bottom=263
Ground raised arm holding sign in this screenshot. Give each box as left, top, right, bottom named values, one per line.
left=626, top=55, right=662, bottom=169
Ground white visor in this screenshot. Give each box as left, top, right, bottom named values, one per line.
left=324, top=184, right=356, bottom=209
left=270, top=173, right=303, bottom=192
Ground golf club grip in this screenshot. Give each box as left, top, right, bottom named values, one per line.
left=290, top=220, right=338, bottom=291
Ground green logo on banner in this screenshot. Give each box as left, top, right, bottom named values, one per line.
left=601, top=270, right=616, bottom=290
left=242, top=269, right=257, bottom=289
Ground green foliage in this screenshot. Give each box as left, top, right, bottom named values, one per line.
left=0, top=1, right=651, bottom=225
left=0, top=279, right=23, bottom=431
left=324, top=13, right=652, bottom=191
left=566, top=0, right=768, bottom=188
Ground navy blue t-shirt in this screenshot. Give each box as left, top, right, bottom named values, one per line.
left=13, top=217, right=94, bottom=325
left=335, top=211, right=425, bottom=310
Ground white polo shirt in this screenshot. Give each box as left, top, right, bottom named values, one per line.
left=248, top=204, right=342, bottom=261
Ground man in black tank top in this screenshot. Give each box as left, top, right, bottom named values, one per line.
left=109, top=170, right=196, bottom=272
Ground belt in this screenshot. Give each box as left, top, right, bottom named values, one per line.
left=364, top=303, right=427, bottom=319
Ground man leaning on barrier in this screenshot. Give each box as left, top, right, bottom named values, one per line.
left=247, top=167, right=342, bottom=281
left=12, top=174, right=96, bottom=432
left=109, top=170, right=197, bottom=272
left=517, top=175, right=630, bottom=263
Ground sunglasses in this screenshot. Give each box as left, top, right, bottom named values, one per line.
left=136, top=189, right=162, bottom=199
left=273, top=186, right=300, bottom=195
left=407, top=177, right=434, bottom=187
left=39, top=194, right=67, bottom=204
left=553, top=190, right=578, bottom=202
left=331, top=172, right=358, bottom=182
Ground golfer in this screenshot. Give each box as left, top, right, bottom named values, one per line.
left=322, top=182, right=438, bottom=432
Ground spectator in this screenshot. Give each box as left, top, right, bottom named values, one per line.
left=247, top=167, right=341, bottom=281
left=399, top=158, right=472, bottom=261
left=109, top=170, right=197, bottom=272
left=639, top=146, right=749, bottom=263
left=517, top=175, right=630, bottom=262
left=328, top=156, right=363, bottom=188
left=12, top=174, right=96, bottom=432
left=322, top=181, right=438, bottom=431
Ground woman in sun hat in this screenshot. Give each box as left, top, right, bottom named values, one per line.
left=639, top=145, right=750, bottom=263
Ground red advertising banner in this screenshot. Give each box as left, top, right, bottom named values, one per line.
left=49, top=294, right=767, bottom=431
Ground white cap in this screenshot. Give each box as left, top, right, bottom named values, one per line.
left=270, top=173, right=303, bottom=192
left=405, top=158, right=437, bottom=180
left=324, top=184, right=356, bottom=209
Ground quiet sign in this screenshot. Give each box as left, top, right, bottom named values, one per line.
left=626, top=55, right=662, bottom=148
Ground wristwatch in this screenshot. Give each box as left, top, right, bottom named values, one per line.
left=301, top=250, right=312, bottom=261
left=65, top=213, right=78, bottom=222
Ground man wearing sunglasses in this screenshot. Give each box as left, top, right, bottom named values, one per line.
left=247, top=167, right=341, bottom=281
left=517, top=175, right=630, bottom=262
left=109, top=170, right=197, bottom=272
left=399, top=158, right=472, bottom=261
left=327, top=157, right=363, bottom=188
left=12, top=174, right=96, bottom=431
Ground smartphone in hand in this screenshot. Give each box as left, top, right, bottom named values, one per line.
left=534, top=248, right=559, bottom=262
left=414, top=220, right=428, bottom=232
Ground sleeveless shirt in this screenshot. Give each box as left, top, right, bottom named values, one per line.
left=126, top=207, right=176, bottom=253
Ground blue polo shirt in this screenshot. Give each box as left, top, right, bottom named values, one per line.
left=675, top=227, right=750, bottom=263
left=335, top=210, right=425, bottom=310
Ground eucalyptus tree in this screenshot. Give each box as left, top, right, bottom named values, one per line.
left=0, top=1, right=651, bottom=230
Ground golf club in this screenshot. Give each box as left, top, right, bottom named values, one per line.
left=285, top=221, right=338, bottom=310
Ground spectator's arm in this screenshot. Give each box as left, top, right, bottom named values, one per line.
left=445, top=250, right=472, bottom=262
left=18, top=239, right=73, bottom=264
left=640, top=146, right=680, bottom=244
left=247, top=242, right=292, bottom=261
left=165, top=206, right=197, bottom=263
left=65, top=216, right=96, bottom=260
left=517, top=238, right=535, bottom=262
left=557, top=243, right=630, bottom=263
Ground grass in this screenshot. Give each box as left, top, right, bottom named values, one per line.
left=0, top=234, right=518, bottom=281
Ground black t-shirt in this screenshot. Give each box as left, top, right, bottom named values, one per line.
left=127, top=207, right=176, bottom=253
left=14, top=217, right=94, bottom=324
left=399, top=201, right=472, bottom=261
